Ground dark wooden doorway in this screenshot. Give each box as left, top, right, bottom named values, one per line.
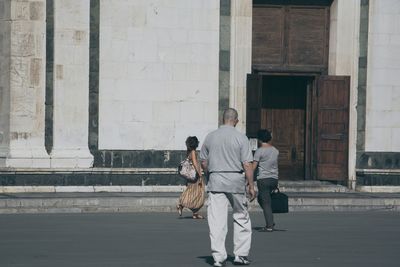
left=262, top=76, right=309, bottom=180
left=249, top=1, right=350, bottom=181
left=247, top=75, right=311, bottom=180
left=246, top=74, right=350, bottom=181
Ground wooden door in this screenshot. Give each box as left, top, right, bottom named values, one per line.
left=260, top=76, right=307, bottom=180
left=252, top=4, right=330, bottom=72
left=315, top=76, right=350, bottom=180
left=262, top=109, right=305, bottom=180
left=246, top=74, right=262, bottom=138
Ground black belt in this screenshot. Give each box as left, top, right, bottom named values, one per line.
left=209, top=170, right=244, bottom=174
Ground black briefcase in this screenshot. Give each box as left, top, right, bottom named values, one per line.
left=271, top=188, right=289, bottom=213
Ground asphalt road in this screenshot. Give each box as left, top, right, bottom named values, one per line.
left=0, top=211, right=399, bottom=267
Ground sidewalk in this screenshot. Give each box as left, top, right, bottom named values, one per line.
left=1, top=190, right=400, bottom=214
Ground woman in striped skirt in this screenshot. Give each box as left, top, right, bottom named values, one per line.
left=177, top=136, right=205, bottom=219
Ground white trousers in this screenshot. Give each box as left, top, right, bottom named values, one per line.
left=207, top=192, right=252, bottom=262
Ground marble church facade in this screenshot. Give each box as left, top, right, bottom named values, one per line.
left=0, top=0, right=399, bottom=190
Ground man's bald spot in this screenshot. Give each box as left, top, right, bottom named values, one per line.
left=223, top=108, right=238, bottom=124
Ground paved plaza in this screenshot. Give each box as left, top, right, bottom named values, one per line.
left=0, top=211, right=399, bottom=267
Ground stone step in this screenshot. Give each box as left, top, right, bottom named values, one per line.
left=278, top=180, right=351, bottom=192
left=1, top=192, right=399, bottom=214
left=0, top=181, right=351, bottom=193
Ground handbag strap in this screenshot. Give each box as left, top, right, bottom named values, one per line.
left=188, top=153, right=203, bottom=178
left=272, top=187, right=280, bottom=194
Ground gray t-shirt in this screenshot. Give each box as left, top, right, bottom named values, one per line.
left=200, top=125, right=253, bottom=193
left=253, top=146, right=279, bottom=180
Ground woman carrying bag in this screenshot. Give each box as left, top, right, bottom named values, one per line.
left=177, top=136, right=205, bottom=219
left=252, top=129, right=279, bottom=232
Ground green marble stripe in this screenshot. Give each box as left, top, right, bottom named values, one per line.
left=219, top=0, right=231, bottom=124
left=45, top=0, right=54, bottom=154
left=89, top=0, right=100, bottom=152
left=356, top=0, right=369, bottom=155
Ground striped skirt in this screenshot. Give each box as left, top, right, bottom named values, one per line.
left=178, top=176, right=205, bottom=212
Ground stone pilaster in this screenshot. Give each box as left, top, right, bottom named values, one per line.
left=0, top=0, right=50, bottom=168
left=229, top=0, right=252, bottom=132
left=0, top=0, right=11, bottom=165
left=50, top=0, right=93, bottom=168
left=328, top=0, right=361, bottom=187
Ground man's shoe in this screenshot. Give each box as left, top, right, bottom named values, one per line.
left=233, top=256, right=251, bottom=265
left=213, top=260, right=226, bottom=267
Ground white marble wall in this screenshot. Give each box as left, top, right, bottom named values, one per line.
left=0, top=0, right=49, bottom=168
left=99, top=0, right=219, bottom=150
left=366, top=0, right=400, bottom=152
left=50, top=0, right=93, bottom=167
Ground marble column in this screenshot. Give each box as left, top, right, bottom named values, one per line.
left=0, top=0, right=50, bottom=168
left=328, top=0, right=360, bottom=188
left=229, top=0, right=252, bottom=133
left=50, top=0, right=93, bottom=168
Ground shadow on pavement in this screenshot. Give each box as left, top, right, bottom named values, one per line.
left=178, top=216, right=207, bottom=220
left=197, top=256, right=214, bottom=266
left=198, top=256, right=236, bottom=266
left=253, top=226, right=288, bottom=232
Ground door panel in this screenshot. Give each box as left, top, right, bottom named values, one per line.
left=246, top=74, right=262, bottom=138
left=260, top=76, right=307, bottom=180
left=252, top=6, right=285, bottom=65
left=287, top=6, right=329, bottom=67
left=316, top=76, right=350, bottom=180
left=262, top=108, right=304, bottom=180
left=252, top=5, right=329, bottom=72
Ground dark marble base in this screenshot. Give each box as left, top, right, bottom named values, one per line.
left=92, top=150, right=187, bottom=168
left=356, top=152, right=400, bottom=185
left=0, top=173, right=185, bottom=186
left=356, top=173, right=400, bottom=186
left=357, top=152, right=400, bottom=170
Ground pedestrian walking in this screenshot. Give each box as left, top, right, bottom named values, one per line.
left=200, top=108, right=256, bottom=266
left=177, top=136, right=206, bottom=219
left=252, top=129, right=279, bottom=232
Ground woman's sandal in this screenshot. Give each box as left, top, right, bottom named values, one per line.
left=176, top=205, right=183, bottom=216
left=192, top=213, right=204, bottom=219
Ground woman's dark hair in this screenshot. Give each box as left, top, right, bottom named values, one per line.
left=185, top=136, right=199, bottom=151
left=257, top=129, right=272, bottom=143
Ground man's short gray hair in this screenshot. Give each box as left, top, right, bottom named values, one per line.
left=223, top=108, right=238, bottom=123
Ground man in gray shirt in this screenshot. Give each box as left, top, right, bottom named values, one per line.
left=200, top=108, right=256, bottom=266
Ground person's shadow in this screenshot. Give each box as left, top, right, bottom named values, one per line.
left=177, top=216, right=206, bottom=220
left=253, top=226, right=287, bottom=232
left=197, top=256, right=235, bottom=266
